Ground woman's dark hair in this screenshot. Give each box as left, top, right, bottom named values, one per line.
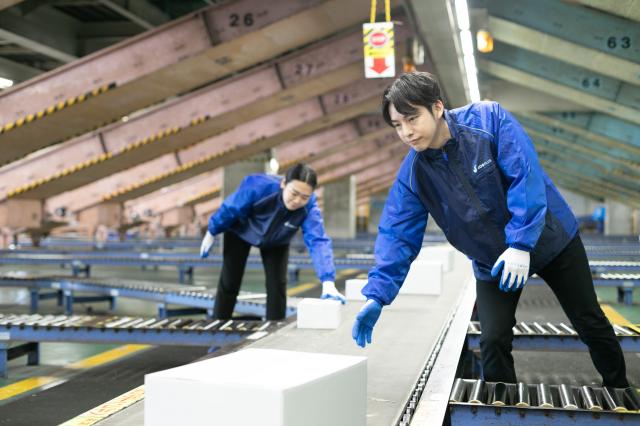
left=285, top=163, right=317, bottom=189
left=381, top=72, right=443, bottom=127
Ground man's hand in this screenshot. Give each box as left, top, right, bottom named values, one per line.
left=352, top=299, right=383, bottom=348
left=491, top=247, right=530, bottom=292
left=199, top=231, right=215, bottom=258
left=320, top=281, right=346, bottom=304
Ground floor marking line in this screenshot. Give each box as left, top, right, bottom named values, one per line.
left=59, top=385, right=145, bottom=426
left=600, top=303, right=632, bottom=326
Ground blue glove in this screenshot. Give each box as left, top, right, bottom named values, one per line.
left=352, top=299, right=382, bottom=348
left=491, top=247, right=530, bottom=292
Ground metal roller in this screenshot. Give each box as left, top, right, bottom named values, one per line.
left=519, top=322, right=534, bottom=334
left=579, top=386, right=603, bottom=411
left=536, top=383, right=554, bottom=408
left=545, top=322, right=563, bottom=334
left=512, top=324, right=522, bottom=335
left=559, top=384, right=577, bottom=409
left=468, top=322, right=479, bottom=334
left=202, top=320, right=221, bottom=331
left=531, top=322, right=548, bottom=334
left=613, top=324, right=633, bottom=336
left=601, top=387, right=626, bottom=412
left=558, top=323, right=577, bottom=335
left=449, top=378, right=466, bottom=403
left=622, top=387, right=640, bottom=412
left=492, top=382, right=508, bottom=406
left=468, top=380, right=484, bottom=404
left=515, top=382, right=530, bottom=407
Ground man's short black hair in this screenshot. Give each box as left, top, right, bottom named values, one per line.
left=382, top=72, right=443, bottom=127
left=285, top=163, right=317, bottom=189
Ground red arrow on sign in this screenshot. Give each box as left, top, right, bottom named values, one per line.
left=370, top=57, right=389, bottom=74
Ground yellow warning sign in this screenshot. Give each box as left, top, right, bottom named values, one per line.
left=363, top=22, right=395, bottom=79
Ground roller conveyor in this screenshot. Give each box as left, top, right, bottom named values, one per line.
left=0, top=313, right=285, bottom=377
left=467, top=321, right=640, bottom=352
left=0, top=252, right=375, bottom=283
left=448, top=379, right=640, bottom=424
left=0, top=275, right=297, bottom=318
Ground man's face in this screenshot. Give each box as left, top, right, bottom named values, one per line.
left=389, top=102, right=443, bottom=152
left=281, top=179, right=313, bottom=211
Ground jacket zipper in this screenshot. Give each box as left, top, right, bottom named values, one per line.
left=443, top=145, right=504, bottom=242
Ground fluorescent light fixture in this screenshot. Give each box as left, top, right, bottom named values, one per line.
left=454, top=0, right=470, bottom=30
left=460, top=30, right=474, bottom=56
left=463, top=54, right=477, bottom=76
left=269, top=157, right=279, bottom=174
left=0, top=77, right=13, bottom=89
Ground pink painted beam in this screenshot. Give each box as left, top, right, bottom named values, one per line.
left=125, top=170, right=222, bottom=219
left=0, top=0, right=368, bottom=158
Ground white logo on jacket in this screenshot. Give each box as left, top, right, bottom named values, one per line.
left=284, top=221, right=297, bottom=229
left=473, top=159, right=493, bottom=173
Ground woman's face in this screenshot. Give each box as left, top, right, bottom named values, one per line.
left=281, top=179, right=314, bottom=211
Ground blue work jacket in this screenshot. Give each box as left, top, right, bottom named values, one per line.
left=207, top=174, right=335, bottom=282
left=363, top=101, right=578, bottom=305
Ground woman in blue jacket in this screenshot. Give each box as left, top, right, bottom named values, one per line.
left=200, top=163, right=345, bottom=320
left=352, top=72, right=629, bottom=388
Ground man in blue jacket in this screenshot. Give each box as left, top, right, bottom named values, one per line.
left=200, top=163, right=345, bottom=320
left=352, top=72, right=629, bottom=387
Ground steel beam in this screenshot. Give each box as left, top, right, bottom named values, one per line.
left=488, top=0, right=640, bottom=63
left=0, top=0, right=370, bottom=157
left=478, top=57, right=640, bottom=125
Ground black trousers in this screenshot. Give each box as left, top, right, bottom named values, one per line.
left=476, top=235, right=629, bottom=387
left=212, top=231, right=289, bottom=321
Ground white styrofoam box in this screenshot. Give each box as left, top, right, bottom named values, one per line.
left=345, top=279, right=367, bottom=301
left=296, top=298, right=342, bottom=329
left=400, top=260, right=443, bottom=295
left=417, top=244, right=455, bottom=272
left=145, top=348, right=367, bottom=426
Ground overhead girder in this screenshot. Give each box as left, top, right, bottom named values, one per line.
left=540, top=160, right=640, bottom=209
left=532, top=138, right=640, bottom=194
left=2, top=28, right=401, bottom=199
left=516, top=112, right=640, bottom=160
left=319, top=146, right=406, bottom=187
left=62, top=88, right=386, bottom=213
left=0, top=6, right=78, bottom=63
left=537, top=152, right=640, bottom=204
left=0, top=0, right=372, bottom=159
left=311, top=133, right=397, bottom=174
left=487, top=16, right=638, bottom=86
left=124, top=170, right=222, bottom=219
left=478, top=42, right=640, bottom=125
left=487, top=0, right=640, bottom=84
left=567, top=0, right=640, bottom=23
left=516, top=116, right=640, bottom=175
left=275, top=115, right=391, bottom=169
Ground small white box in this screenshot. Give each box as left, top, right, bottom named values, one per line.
left=145, top=348, right=367, bottom=426
left=296, top=298, right=342, bottom=329
left=417, top=245, right=455, bottom=272
left=345, top=279, right=367, bottom=301
left=400, top=260, right=443, bottom=295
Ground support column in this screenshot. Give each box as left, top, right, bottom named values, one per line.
left=222, top=154, right=269, bottom=199
left=558, top=187, right=600, bottom=216
left=605, top=198, right=634, bottom=236
left=367, top=191, right=387, bottom=234
left=322, top=175, right=356, bottom=239
left=77, top=202, right=122, bottom=241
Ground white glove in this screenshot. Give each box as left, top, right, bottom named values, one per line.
left=200, top=231, right=215, bottom=258
left=491, top=247, right=530, bottom=292
left=320, top=281, right=346, bottom=304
